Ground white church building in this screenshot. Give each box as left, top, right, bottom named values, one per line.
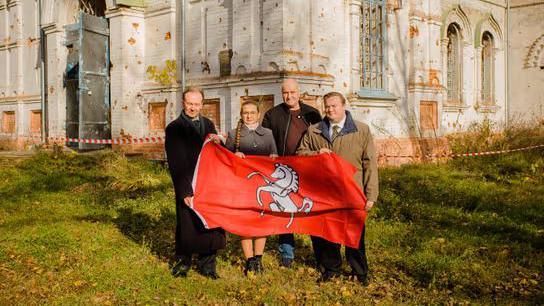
left=0, top=0, right=543, bottom=162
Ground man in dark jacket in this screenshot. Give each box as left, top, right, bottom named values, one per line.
left=261, top=78, right=322, bottom=267
left=165, top=87, right=226, bottom=279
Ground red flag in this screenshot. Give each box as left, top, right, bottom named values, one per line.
left=190, top=139, right=367, bottom=248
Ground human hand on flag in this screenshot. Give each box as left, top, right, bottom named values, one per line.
left=183, top=196, right=193, bottom=206
left=319, top=148, right=333, bottom=154
left=209, top=134, right=223, bottom=144
left=365, top=201, right=374, bottom=211
left=235, top=152, right=246, bottom=159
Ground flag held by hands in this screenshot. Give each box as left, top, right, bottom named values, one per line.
left=191, top=139, right=367, bottom=248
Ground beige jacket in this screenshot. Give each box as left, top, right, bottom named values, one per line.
left=296, top=111, right=379, bottom=202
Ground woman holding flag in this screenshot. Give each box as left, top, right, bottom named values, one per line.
left=225, top=100, right=278, bottom=275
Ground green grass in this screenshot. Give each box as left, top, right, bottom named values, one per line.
left=0, top=149, right=543, bottom=305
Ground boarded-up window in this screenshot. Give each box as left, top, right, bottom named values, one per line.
left=202, top=98, right=221, bottom=129
left=30, top=110, right=42, bottom=133
left=420, top=101, right=437, bottom=131
left=301, top=94, right=323, bottom=116
left=481, top=32, right=494, bottom=105
left=446, top=23, right=461, bottom=104
left=2, top=111, right=15, bottom=133
left=219, top=49, right=233, bottom=77
left=240, top=95, right=274, bottom=124
left=149, top=102, right=167, bottom=131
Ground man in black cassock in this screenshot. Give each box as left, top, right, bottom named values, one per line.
left=165, top=87, right=225, bottom=279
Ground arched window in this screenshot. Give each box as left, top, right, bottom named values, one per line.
left=481, top=32, right=494, bottom=105
left=446, top=23, right=461, bottom=104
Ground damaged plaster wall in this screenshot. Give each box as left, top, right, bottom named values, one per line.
left=437, top=0, right=507, bottom=133
left=508, top=0, right=544, bottom=120
left=0, top=0, right=43, bottom=147
left=1, top=0, right=542, bottom=157
left=108, top=0, right=180, bottom=142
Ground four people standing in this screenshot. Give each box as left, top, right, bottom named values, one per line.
left=165, top=84, right=379, bottom=283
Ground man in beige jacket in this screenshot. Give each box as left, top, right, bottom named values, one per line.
left=297, top=91, right=379, bottom=284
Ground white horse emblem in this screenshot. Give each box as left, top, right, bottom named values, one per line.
left=247, top=163, right=314, bottom=228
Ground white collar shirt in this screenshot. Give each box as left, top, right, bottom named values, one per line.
left=328, top=115, right=347, bottom=138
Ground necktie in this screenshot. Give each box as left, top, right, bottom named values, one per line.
left=332, top=125, right=340, bottom=140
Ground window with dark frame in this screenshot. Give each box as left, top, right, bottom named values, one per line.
left=481, top=32, right=494, bottom=105
left=446, top=23, right=462, bottom=105
left=360, top=0, right=386, bottom=91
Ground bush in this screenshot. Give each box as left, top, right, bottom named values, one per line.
left=447, top=118, right=544, bottom=154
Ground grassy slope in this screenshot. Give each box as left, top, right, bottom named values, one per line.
left=0, top=149, right=542, bottom=305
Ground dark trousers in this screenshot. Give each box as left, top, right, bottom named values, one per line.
left=311, top=226, right=368, bottom=278
left=176, top=252, right=217, bottom=274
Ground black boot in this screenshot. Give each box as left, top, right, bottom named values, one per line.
left=352, top=273, right=368, bottom=286
left=244, top=257, right=257, bottom=275
left=318, top=270, right=341, bottom=283
left=171, top=257, right=191, bottom=278
left=254, top=255, right=263, bottom=273
left=196, top=252, right=220, bottom=280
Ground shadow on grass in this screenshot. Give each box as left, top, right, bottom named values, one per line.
left=114, top=207, right=176, bottom=262
left=78, top=207, right=177, bottom=262
left=107, top=208, right=319, bottom=272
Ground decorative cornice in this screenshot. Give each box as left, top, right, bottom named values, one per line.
left=189, top=70, right=335, bottom=88
left=349, top=99, right=397, bottom=109
left=41, top=22, right=62, bottom=34
left=475, top=104, right=500, bottom=113
left=145, top=4, right=175, bottom=18
left=443, top=105, right=470, bottom=113
left=106, top=7, right=144, bottom=18
left=0, top=94, right=41, bottom=104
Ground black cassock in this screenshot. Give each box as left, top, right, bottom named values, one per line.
left=165, top=114, right=226, bottom=256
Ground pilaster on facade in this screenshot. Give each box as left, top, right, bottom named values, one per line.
left=107, top=7, right=147, bottom=138
left=349, top=1, right=362, bottom=98
left=43, top=22, right=69, bottom=139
